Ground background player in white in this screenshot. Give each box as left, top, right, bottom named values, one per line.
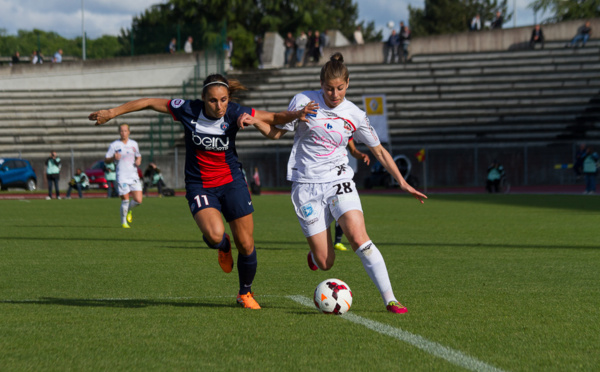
left=240, top=52, right=427, bottom=314
left=105, top=124, right=142, bottom=228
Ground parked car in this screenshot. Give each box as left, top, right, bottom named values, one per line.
left=85, top=160, right=142, bottom=189
left=0, top=158, right=37, bottom=191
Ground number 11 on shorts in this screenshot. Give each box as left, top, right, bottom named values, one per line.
left=195, top=194, right=209, bottom=206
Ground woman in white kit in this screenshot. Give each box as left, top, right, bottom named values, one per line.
left=240, top=52, right=427, bottom=313
left=105, top=123, right=143, bottom=228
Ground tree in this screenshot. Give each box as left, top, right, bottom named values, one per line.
left=529, top=0, right=600, bottom=23
left=409, top=0, right=512, bottom=37
left=118, top=0, right=381, bottom=68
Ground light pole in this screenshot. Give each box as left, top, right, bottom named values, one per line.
left=82, top=0, right=86, bottom=61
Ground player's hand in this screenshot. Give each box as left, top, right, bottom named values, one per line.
left=402, top=185, right=427, bottom=204
left=114, top=152, right=122, bottom=161
left=361, top=153, right=371, bottom=166
left=298, top=101, right=319, bottom=122
left=237, top=112, right=254, bottom=129
left=88, top=109, right=113, bottom=125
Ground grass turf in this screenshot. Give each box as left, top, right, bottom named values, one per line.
left=0, top=194, right=598, bottom=371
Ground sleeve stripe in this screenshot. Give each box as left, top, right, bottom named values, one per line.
left=167, top=100, right=179, bottom=121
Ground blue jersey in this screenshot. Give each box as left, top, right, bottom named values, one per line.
left=168, top=98, right=254, bottom=188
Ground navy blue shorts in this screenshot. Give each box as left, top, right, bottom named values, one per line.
left=186, top=177, right=254, bottom=222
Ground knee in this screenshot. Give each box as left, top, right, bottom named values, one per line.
left=203, top=231, right=225, bottom=246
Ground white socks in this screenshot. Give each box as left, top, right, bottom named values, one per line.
left=120, top=200, right=141, bottom=224
left=355, top=240, right=398, bottom=305
left=120, top=200, right=129, bottom=224
left=128, top=200, right=140, bottom=211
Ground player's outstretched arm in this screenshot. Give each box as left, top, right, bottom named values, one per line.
left=238, top=112, right=288, bottom=140
left=250, top=101, right=319, bottom=127
left=89, top=98, right=170, bottom=125
left=368, top=144, right=427, bottom=204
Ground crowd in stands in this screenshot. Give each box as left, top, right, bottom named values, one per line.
left=385, top=22, right=411, bottom=63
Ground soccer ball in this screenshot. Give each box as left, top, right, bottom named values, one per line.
left=313, top=278, right=353, bottom=315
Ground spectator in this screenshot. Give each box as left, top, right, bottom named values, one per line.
left=184, top=36, right=193, bottom=53
left=582, top=147, right=599, bottom=194
left=167, top=38, right=176, bottom=54
left=284, top=32, right=295, bottom=67
left=53, top=49, right=63, bottom=63
left=491, top=11, right=503, bottom=29
left=143, top=163, right=166, bottom=197
left=400, top=26, right=411, bottom=63
left=530, top=24, right=545, bottom=49
left=386, top=29, right=400, bottom=64
left=255, top=36, right=264, bottom=69
left=304, top=30, right=314, bottom=65
left=312, top=30, right=321, bottom=64
left=45, top=151, right=61, bottom=200
left=567, top=21, right=592, bottom=48
left=574, top=143, right=587, bottom=179
left=353, top=25, right=364, bottom=45
left=295, top=31, right=308, bottom=67
left=31, top=50, right=40, bottom=64
left=225, top=37, right=234, bottom=70
left=104, top=161, right=117, bottom=197
left=322, top=30, right=330, bottom=49
left=486, top=160, right=505, bottom=193
left=11, top=51, right=20, bottom=65
left=65, top=168, right=89, bottom=199
left=470, top=14, right=481, bottom=31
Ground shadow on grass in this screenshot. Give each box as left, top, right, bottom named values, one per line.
left=366, top=193, right=600, bottom=212
left=0, top=297, right=231, bottom=309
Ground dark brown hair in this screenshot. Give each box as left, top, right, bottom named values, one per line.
left=320, top=52, right=349, bottom=83
left=202, top=74, right=247, bottom=101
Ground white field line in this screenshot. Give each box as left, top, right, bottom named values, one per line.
left=287, top=295, right=506, bottom=372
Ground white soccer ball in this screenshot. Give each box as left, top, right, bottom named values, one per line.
left=387, top=21, right=395, bottom=29
left=313, top=278, right=353, bottom=315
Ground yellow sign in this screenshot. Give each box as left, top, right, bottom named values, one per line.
left=365, top=97, right=384, bottom=116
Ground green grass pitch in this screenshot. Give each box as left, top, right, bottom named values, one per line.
left=0, top=193, right=598, bottom=371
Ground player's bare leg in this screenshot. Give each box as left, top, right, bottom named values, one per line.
left=306, top=228, right=335, bottom=271
left=194, top=208, right=232, bottom=273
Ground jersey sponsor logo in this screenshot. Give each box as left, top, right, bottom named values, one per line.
left=310, top=127, right=343, bottom=157
left=306, top=217, right=319, bottom=225
left=171, top=99, right=185, bottom=108
left=191, top=133, right=230, bottom=151
left=344, top=122, right=352, bottom=131
left=326, top=123, right=333, bottom=129
left=322, top=110, right=336, bottom=117
left=300, top=203, right=314, bottom=218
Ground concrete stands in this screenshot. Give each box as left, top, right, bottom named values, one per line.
left=230, top=42, right=600, bottom=151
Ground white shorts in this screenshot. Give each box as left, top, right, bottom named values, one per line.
left=291, top=179, right=363, bottom=237
left=117, top=178, right=143, bottom=196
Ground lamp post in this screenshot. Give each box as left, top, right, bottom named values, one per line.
left=82, top=0, right=86, bottom=61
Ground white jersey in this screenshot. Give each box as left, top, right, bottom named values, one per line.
left=278, top=90, right=380, bottom=183
left=105, top=139, right=141, bottom=183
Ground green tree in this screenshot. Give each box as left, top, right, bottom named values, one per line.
left=118, top=0, right=381, bottom=68
left=409, top=0, right=512, bottom=37
left=529, top=0, right=600, bottom=23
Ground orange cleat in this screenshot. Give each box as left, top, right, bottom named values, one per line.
left=237, top=292, right=261, bottom=309
left=218, top=234, right=233, bottom=273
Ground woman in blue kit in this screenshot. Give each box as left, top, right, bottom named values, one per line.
left=89, top=74, right=315, bottom=309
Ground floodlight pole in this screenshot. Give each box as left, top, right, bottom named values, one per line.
left=82, top=0, right=86, bottom=61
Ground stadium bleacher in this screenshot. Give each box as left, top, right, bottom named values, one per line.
left=0, top=38, right=598, bottom=188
